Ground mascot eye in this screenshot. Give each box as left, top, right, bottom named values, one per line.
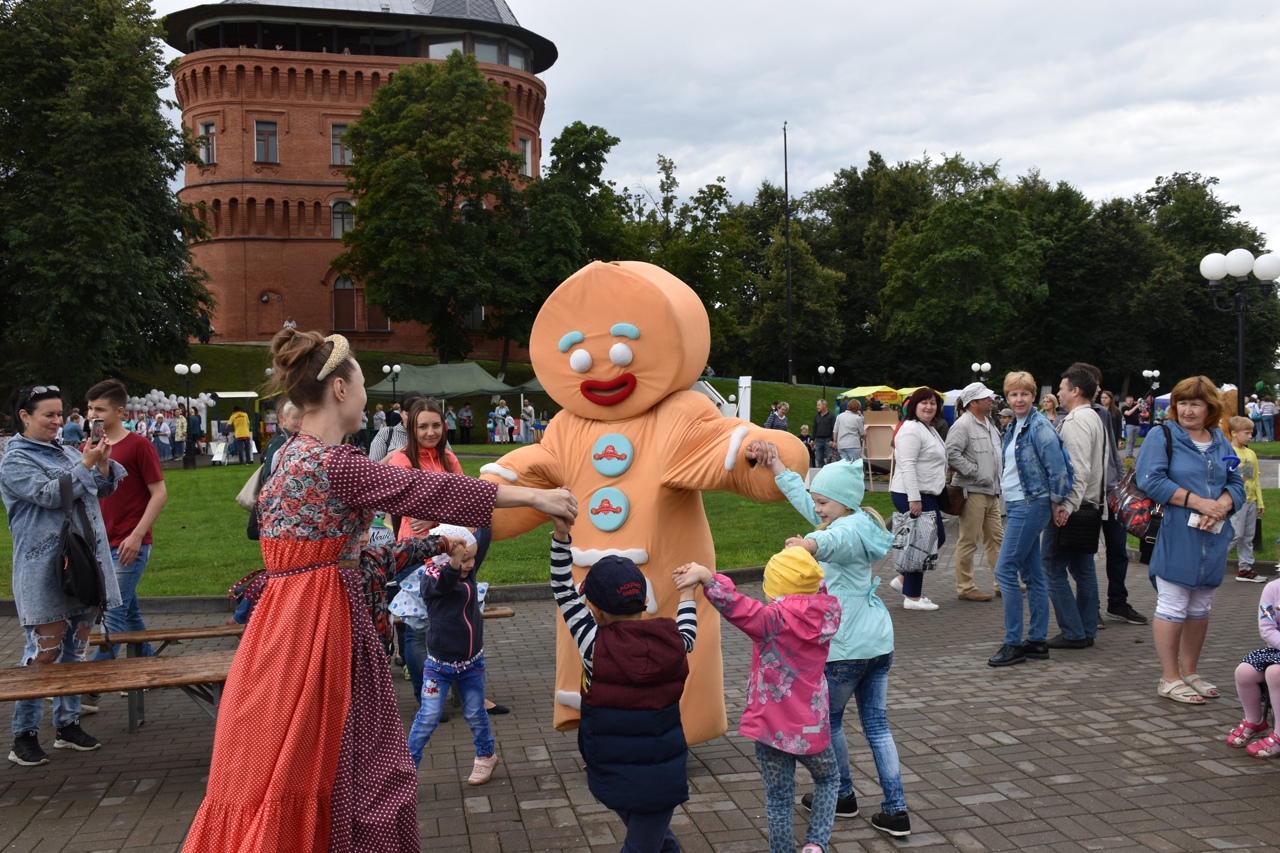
left=609, top=343, right=634, bottom=367
left=569, top=349, right=593, bottom=373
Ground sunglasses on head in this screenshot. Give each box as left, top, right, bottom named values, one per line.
left=19, top=385, right=59, bottom=408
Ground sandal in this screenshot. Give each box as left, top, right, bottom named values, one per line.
left=1180, top=673, right=1220, bottom=698
left=1158, top=678, right=1206, bottom=704
left=1247, top=731, right=1280, bottom=758
left=1227, top=717, right=1270, bottom=747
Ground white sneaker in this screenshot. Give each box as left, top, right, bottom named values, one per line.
left=890, top=576, right=903, bottom=593
left=903, top=597, right=938, bottom=611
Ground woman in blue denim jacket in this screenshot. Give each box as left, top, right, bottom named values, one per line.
left=0, top=385, right=124, bottom=766
left=988, top=371, right=1074, bottom=667
left=1135, top=376, right=1244, bottom=705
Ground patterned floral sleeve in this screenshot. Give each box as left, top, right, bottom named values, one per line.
left=357, top=534, right=450, bottom=657
left=327, top=444, right=497, bottom=528
left=704, top=573, right=779, bottom=643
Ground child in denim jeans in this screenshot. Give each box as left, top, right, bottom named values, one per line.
left=675, top=547, right=841, bottom=853
left=404, top=525, right=499, bottom=785
left=757, top=441, right=913, bottom=838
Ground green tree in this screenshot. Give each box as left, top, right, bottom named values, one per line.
left=337, top=52, right=521, bottom=362
left=880, top=186, right=1045, bottom=385
left=0, top=0, right=209, bottom=397
left=747, top=230, right=844, bottom=381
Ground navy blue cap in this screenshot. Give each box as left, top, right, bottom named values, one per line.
left=582, top=556, right=647, bottom=615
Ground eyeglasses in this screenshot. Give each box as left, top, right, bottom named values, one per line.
left=19, top=385, right=59, bottom=408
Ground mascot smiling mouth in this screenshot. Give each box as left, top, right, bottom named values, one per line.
left=580, top=374, right=637, bottom=406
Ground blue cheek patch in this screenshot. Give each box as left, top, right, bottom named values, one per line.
left=558, top=331, right=584, bottom=353
left=609, top=323, right=640, bottom=340
left=588, top=487, right=629, bottom=532
left=591, top=433, right=633, bottom=477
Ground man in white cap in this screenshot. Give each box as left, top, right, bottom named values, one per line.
left=945, top=382, right=1004, bottom=601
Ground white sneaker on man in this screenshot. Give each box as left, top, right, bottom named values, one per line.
left=890, top=576, right=903, bottom=593
left=903, top=597, right=938, bottom=611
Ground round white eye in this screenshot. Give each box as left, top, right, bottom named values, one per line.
left=609, top=342, right=634, bottom=367
left=569, top=349, right=593, bottom=373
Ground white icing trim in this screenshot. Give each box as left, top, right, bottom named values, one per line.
left=479, top=463, right=518, bottom=482
left=724, top=425, right=750, bottom=471
left=570, top=547, right=649, bottom=567
left=555, top=690, right=582, bottom=710
left=645, top=577, right=658, bottom=614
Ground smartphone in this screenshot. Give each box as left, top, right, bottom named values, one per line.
left=89, top=418, right=106, bottom=442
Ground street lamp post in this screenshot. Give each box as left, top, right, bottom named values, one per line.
left=817, top=365, right=835, bottom=401
left=970, top=361, right=991, bottom=382
left=383, top=363, right=401, bottom=404
left=174, top=362, right=201, bottom=469
left=1141, top=369, right=1161, bottom=427
left=1200, top=249, right=1280, bottom=416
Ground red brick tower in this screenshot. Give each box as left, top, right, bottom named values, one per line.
left=162, top=1, right=556, bottom=354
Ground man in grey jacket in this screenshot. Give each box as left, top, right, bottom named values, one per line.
left=1042, top=364, right=1106, bottom=649
left=946, top=382, right=1004, bottom=602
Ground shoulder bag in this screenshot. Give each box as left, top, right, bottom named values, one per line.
left=57, top=474, right=107, bottom=610
left=1106, top=423, right=1172, bottom=563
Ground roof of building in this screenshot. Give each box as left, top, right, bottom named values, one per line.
left=162, top=0, right=556, bottom=72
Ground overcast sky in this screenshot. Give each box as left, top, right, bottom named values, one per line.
left=152, top=0, right=1280, bottom=248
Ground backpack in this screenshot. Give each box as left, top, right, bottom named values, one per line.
left=57, top=474, right=109, bottom=611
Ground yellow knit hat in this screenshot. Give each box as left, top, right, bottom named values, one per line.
left=762, top=546, right=824, bottom=599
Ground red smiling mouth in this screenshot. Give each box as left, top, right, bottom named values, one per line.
left=580, top=374, right=637, bottom=406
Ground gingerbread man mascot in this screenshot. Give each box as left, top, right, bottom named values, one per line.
left=480, top=261, right=809, bottom=743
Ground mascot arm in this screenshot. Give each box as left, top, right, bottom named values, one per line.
left=660, top=392, right=809, bottom=500
left=478, top=443, right=565, bottom=540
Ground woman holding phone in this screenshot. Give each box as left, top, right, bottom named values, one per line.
left=0, top=384, right=124, bottom=766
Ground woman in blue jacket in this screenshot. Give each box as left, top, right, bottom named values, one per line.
left=0, top=384, right=123, bottom=766
left=1135, top=376, right=1243, bottom=705
left=988, top=371, right=1074, bottom=667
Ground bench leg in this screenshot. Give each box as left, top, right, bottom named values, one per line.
left=178, top=682, right=224, bottom=722
left=127, top=644, right=145, bottom=733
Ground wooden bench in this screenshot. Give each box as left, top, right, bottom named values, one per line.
left=0, top=651, right=235, bottom=734
left=90, top=623, right=245, bottom=658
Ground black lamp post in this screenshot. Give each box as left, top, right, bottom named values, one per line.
left=382, top=363, right=401, bottom=403
left=817, top=365, right=834, bottom=401
left=970, top=361, right=991, bottom=382
left=1201, top=249, right=1280, bottom=416
left=174, top=362, right=201, bottom=469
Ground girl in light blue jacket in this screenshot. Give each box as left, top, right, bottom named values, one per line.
left=751, top=443, right=913, bottom=839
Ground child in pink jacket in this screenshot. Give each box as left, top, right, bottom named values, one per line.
left=1227, top=577, right=1280, bottom=757
left=675, top=547, right=842, bottom=853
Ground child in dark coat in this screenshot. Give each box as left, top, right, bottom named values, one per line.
left=550, top=513, right=696, bottom=853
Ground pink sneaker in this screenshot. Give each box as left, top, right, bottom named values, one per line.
left=468, top=753, right=499, bottom=785
left=801, top=845, right=824, bottom=853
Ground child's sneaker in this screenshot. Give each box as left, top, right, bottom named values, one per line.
left=801, top=845, right=825, bottom=853
left=54, top=723, right=101, bottom=751
left=8, top=732, right=48, bottom=766
left=800, top=791, right=859, bottom=818
left=871, top=810, right=912, bottom=837
left=1236, top=567, right=1267, bottom=583
left=467, top=753, right=499, bottom=785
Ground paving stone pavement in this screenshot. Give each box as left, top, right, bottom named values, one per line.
left=4, top=532, right=1280, bottom=852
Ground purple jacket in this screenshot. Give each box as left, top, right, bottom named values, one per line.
left=704, top=574, right=841, bottom=755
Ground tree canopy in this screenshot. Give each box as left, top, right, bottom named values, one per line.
left=0, top=0, right=209, bottom=398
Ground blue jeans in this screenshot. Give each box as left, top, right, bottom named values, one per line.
left=755, top=741, right=839, bottom=853
left=613, top=808, right=680, bottom=853
left=234, top=437, right=251, bottom=464
left=13, top=614, right=92, bottom=734
left=171, top=439, right=184, bottom=458
left=404, top=625, right=427, bottom=700
left=408, top=654, right=493, bottom=766
left=1264, top=414, right=1275, bottom=442
left=826, top=654, right=906, bottom=814
left=814, top=438, right=831, bottom=468
left=1040, top=528, right=1099, bottom=640
left=94, top=544, right=154, bottom=660
left=838, top=447, right=860, bottom=463
left=1101, top=515, right=1131, bottom=611
left=993, top=497, right=1051, bottom=646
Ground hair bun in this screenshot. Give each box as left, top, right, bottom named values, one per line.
left=270, top=327, right=326, bottom=371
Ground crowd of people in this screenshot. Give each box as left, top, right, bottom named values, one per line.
left=4, top=344, right=1280, bottom=853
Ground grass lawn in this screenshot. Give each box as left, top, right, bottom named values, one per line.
left=0, top=459, right=896, bottom=596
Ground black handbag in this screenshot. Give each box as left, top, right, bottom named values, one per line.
left=57, top=474, right=108, bottom=609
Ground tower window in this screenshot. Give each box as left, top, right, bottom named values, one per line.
left=331, top=124, right=352, bottom=166
left=332, top=201, right=354, bottom=238
left=198, top=122, right=216, bottom=164
left=519, top=138, right=532, bottom=177
left=428, top=40, right=463, bottom=60
left=474, top=40, right=500, bottom=64
left=255, top=120, right=278, bottom=163
left=333, top=275, right=356, bottom=331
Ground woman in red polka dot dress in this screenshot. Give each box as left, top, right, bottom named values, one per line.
left=183, top=331, right=577, bottom=853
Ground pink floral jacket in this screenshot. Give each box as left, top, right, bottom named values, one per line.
left=703, top=574, right=841, bottom=755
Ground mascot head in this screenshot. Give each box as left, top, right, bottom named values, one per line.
left=530, top=261, right=710, bottom=421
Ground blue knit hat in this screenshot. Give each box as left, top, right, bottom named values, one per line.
left=809, top=459, right=865, bottom=512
